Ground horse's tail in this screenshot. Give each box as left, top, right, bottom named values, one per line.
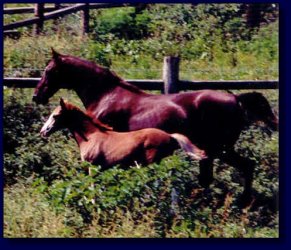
left=170, top=133, right=207, bottom=160
left=235, top=92, right=260, bottom=110
left=235, top=92, right=278, bottom=131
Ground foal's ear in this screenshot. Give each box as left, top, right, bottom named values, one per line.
left=51, top=47, right=62, bottom=62
left=60, top=98, right=67, bottom=110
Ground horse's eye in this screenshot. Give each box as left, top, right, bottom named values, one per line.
left=53, top=114, right=60, bottom=119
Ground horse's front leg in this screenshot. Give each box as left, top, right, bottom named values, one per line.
left=198, top=157, right=214, bottom=188
left=221, top=149, right=255, bottom=206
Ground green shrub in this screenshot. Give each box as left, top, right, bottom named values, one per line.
left=90, top=7, right=150, bottom=40
left=3, top=87, right=278, bottom=238
left=3, top=88, right=81, bottom=185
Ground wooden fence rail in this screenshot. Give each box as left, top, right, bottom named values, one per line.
left=4, top=6, right=58, bottom=14
left=4, top=3, right=138, bottom=33
left=4, top=4, right=85, bottom=31
left=3, top=57, right=278, bottom=92
left=3, top=3, right=134, bottom=14
left=3, top=77, right=278, bottom=92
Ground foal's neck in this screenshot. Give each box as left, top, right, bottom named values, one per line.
left=68, top=112, right=106, bottom=145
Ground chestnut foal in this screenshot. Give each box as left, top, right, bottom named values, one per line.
left=40, top=99, right=206, bottom=169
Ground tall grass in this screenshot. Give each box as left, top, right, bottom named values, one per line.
left=4, top=11, right=278, bottom=80
left=4, top=182, right=80, bottom=238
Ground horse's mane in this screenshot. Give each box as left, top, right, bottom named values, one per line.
left=109, top=70, right=144, bottom=94
left=63, top=55, right=144, bottom=94
left=64, top=102, right=113, bottom=132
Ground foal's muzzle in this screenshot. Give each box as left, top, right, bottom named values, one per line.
left=40, top=129, right=48, bottom=138
left=40, top=126, right=53, bottom=138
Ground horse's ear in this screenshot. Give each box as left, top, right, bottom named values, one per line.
left=60, top=98, right=67, bottom=110
left=51, top=47, right=61, bottom=62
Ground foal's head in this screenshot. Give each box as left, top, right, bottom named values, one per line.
left=40, top=98, right=73, bottom=137
left=40, top=98, right=113, bottom=138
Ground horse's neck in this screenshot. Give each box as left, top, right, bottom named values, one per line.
left=73, top=80, right=106, bottom=109
left=75, top=82, right=140, bottom=111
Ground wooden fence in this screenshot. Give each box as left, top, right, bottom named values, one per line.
left=4, top=5, right=278, bottom=92
left=4, top=3, right=139, bottom=35
left=3, top=57, right=278, bottom=94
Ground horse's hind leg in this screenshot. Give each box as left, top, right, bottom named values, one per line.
left=199, top=157, right=214, bottom=188
left=221, top=150, right=255, bottom=205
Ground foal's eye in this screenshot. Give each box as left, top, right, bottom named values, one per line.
left=53, top=114, right=60, bottom=119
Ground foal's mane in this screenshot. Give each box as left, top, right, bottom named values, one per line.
left=90, top=115, right=113, bottom=132
left=65, top=102, right=113, bottom=132
left=63, top=54, right=144, bottom=94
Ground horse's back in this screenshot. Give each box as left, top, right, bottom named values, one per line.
left=170, top=90, right=236, bottom=107
left=170, top=90, right=244, bottom=152
left=129, top=90, right=244, bottom=152
left=98, top=89, right=244, bottom=154
left=129, top=94, right=188, bottom=132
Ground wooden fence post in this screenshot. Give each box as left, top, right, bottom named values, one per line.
left=163, top=56, right=180, bottom=94
left=82, top=3, right=90, bottom=35
left=34, top=3, right=44, bottom=35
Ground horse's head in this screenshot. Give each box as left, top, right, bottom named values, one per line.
left=33, top=48, right=65, bottom=105
left=40, top=98, right=68, bottom=137
left=238, top=92, right=278, bottom=131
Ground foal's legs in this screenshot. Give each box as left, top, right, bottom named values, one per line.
left=198, top=157, right=214, bottom=188
left=221, top=149, right=255, bottom=205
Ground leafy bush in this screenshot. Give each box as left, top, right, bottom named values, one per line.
left=90, top=7, right=150, bottom=40
left=3, top=86, right=278, bottom=237
left=3, top=88, right=81, bottom=185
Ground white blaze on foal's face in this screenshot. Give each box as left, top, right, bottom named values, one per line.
left=40, top=106, right=62, bottom=137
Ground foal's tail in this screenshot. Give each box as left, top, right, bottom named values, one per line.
left=170, top=133, right=207, bottom=160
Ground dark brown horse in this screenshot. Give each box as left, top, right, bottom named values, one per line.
left=33, top=49, right=278, bottom=202
left=40, top=98, right=206, bottom=168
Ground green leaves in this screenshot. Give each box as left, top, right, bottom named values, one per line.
left=4, top=87, right=278, bottom=238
